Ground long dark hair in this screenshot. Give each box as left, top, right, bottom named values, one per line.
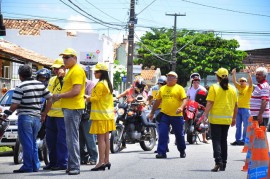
left=99, top=70, right=113, bottom=93
left=217, top=75, right=229, bottom=90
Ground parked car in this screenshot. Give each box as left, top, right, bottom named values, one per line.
left=0, top=89, right=18, bottom=148
left=0, top=89, right=49, bottom=165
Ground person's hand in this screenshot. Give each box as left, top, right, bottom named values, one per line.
left=176, top=107, right=183, bottom=114
left=231, top=68, right=236, bottom=74
left=41, top=112, right=47, bottom=122
left=257, top=114, right=263, bottom=125
left=148, top=112, right=154, bottom=120
left=58, top=69, right=65, bottom=78
left=231, top=118, right=236, bottom=127
left=52, top=94, right=60, bottom=102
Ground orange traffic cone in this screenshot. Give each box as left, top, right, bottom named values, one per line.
left=247, top=128, right=269, bottom=179
left=242, top=117, right=254, bottom=153
left=242, top=120, right=259, bottom=172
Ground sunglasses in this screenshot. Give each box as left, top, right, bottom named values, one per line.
left=62, top=55, right=74, bottom=59
left=240, top=80, right=246, bottom=82
left=193, top=79, right=200, bottom=82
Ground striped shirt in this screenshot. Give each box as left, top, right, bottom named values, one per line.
left=250, top=80, right=270, bottom=118
left=11, top=79, right=52, bottom=117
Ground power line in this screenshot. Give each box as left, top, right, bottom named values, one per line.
left=137, top=0, right=157, bottom=16
left=181, top=0, right=270, bottom=18
left=84, top=0, right=123, bottom=23
left=66, top=0, right=125, bottom=27
left=59, top=0, right=123, bottom=30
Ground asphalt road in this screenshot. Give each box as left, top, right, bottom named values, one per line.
left=0, top=127, right=258, bottom=179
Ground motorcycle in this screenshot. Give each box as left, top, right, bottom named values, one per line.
left=184, top=99, right=208, bottom=144
left=110, top=95, right=157, bottom=153
left=0, top=114, right=9, bottom=140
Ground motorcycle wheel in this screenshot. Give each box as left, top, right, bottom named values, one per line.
left=14, top=138, right=23, bottom=164
left=140, top=127, right=156, bottom=151
left=187, top=132, right=196, bottom=144
left=42, top=138, right=49, bottom=165
left=110, top=127, right=122, bottom=153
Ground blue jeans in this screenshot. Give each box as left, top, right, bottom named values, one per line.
left=79, top=119, right=98, bottom=162
left=18, top=115, right=41, bottom=172
left=63, top=109, right=83, bottom=171
left=235, top=108, right=250, bottom=143
left=157, top=114, right=186, bottom=156
left=45, top=117, right=68, bottom=168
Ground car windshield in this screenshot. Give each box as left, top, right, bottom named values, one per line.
left=0, top=90, right=14, bottom=106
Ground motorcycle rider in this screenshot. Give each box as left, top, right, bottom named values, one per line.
left=186, top=73, right=208, bottom=144
left=116, top=76, right=147, bottom=150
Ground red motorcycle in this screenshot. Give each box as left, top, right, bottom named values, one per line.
left=184, top=97, right=208, bottom=144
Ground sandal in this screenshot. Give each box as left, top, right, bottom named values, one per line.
left=202, top=141, right=209, bottom=144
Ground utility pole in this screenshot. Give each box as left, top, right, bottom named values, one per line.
left=126, top=0, right=135, bottom=88
left=166, top=13, right=186, bottom=71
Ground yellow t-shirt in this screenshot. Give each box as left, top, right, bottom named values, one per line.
left=60, top=64, right=86, bottom=109
left=90, top=80, right=114, bottom=120
left=235, top=83, right=253, bottom=109
left=156, top=84, right=187, bottom=116
left=206, top=84, right=238, bottom=125
left=47, top=76, right=64, bottom=117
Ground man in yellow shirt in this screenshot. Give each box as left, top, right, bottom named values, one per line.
left=44, top=58, right=68, bottom=171
left=230, top=69, right=253, bottom=146
left=52, top=48, right=86, bottom=175
left=149, top=71, right=188, bottom=159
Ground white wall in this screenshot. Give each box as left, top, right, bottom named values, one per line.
left=4, top=29, right=114, bottom=65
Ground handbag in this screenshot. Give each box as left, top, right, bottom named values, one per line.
left=81, top=102, right=91, bottom=121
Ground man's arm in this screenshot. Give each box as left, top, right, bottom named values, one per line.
left=231, top=103, right=238, bottom=127
left=148, top=99, right=162, bottom=120
left=231, top=68, right=239, bottom=86
left=247, top=70, right=253, bottom=88
left=53, top=84, right=82, bottom=101
left=176, top=98, right=188, bottom=114
left=41, top=97, right=53, bottom=122
left=257, top=99, right=268, bottom=124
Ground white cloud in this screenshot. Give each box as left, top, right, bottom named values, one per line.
left=64, top=15, right=93, bottom=33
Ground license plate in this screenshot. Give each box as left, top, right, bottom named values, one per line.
left=6, top=133, right=17, bottom=139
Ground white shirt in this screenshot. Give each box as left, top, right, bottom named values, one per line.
left=187, top=85, right=206, bottom=100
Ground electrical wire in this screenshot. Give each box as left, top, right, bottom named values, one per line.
left=59, top=0, right=123, bottom=30
left=137, top=0, right=157, bottom=16
left=181, top=0, right=270, bottom=18
left=85, top=0, right=123, bottom=22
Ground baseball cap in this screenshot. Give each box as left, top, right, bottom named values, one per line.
left=92, top=62, right=108, bottom=71
left=59, top=48, right=77, bottom=57
left=215, top=68, right=228, bottom=78
left=166, top=71, right=178, bottom=78
left=238, top=77, right=247, bottom=82
left=51, top=58, right=64, bottom=68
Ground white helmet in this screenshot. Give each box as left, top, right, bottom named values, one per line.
left=190, top=73, right=201, bottom=82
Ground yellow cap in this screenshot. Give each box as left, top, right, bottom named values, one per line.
left=59, top=48, right=77, bottom=57
left=92, top=63, right=108, bottom=71
left=215, top=68, right=228, bottom=78
left=238, top=77, right=247, bottom=82
left=51, top=58, right=64, bottom=68
left=166, top=71, right=178, bottom=78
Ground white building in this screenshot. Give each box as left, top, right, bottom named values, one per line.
left=3, top=19, right=115, bottom=81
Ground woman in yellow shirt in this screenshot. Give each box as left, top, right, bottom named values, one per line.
left=86, top=63, right=116, bottom=171
left=203, top=68, right=237, bottom=172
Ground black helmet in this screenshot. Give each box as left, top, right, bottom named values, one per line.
left=36, top=68, right=51, bottom=87
left=36, top=68, right=51, bottom=80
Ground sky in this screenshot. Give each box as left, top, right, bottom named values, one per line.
left=2, top=0, right=270, bottom=50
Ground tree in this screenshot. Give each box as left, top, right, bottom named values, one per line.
left=137, top=29, right=247, bottom=86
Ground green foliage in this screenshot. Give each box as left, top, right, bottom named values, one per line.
left=113, top=62, right=127, bottom=90
left=137, top=29, right=247, bottom=86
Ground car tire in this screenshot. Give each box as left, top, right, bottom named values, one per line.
left=14, top=138, right=23, bottom=164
